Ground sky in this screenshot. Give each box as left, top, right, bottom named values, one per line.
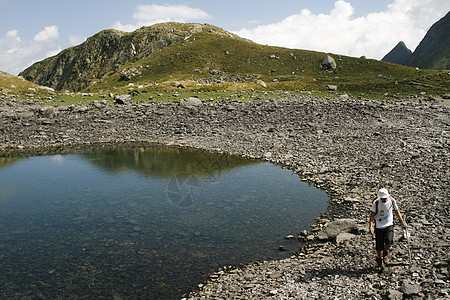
left=0, top=0, right=449, bottom=75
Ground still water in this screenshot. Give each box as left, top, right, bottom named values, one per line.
left=0, top=145, right=328, bottom=299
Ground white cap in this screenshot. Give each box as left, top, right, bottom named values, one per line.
left=378, top=188, right=390, bottom=199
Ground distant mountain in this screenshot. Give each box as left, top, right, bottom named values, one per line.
left=383, top=11, right=449, bottom=70
left=408, top=11, right=450, bottom=70
left=381, top=41, right=412, bottom=66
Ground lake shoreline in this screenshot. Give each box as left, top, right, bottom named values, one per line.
left=1, top=94, right=448, bottom=298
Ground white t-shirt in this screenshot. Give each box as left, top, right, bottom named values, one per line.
left=370, top=197, right=398, bottom=229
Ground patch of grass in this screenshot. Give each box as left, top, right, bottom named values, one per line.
left=0, top=71, right=52, bottom=95
left=50, top=93, right=111, bottom=105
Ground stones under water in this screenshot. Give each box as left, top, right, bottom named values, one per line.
left=0, top=145, right=328, bottom=299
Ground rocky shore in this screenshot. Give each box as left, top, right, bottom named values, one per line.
left=1, top=93, right=449, bottom=299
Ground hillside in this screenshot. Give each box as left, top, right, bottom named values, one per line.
left=0, top=70, right=53, bottom=94
left=20, top=22, right=449, bottom=96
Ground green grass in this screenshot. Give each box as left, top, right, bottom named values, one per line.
left=0, top=71, right=51, bottom=95
left=42, top=90, right=291, bottom=106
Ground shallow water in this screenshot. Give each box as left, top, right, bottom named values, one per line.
left=0, top=146, right=328, bottom=299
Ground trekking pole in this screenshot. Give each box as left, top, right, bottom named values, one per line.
left=403, top=215, right=412, bottom=270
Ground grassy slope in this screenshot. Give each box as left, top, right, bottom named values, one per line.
left=0, top=71, right=49, bottom=94
left=88, top=23, right=449, bottom=96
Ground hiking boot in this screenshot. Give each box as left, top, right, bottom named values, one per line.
left=383, top=250, right=389, bottom=265
left=376, top=257, right=383, bottom=268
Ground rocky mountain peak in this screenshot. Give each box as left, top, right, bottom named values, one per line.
left=19, top=23, right=236, bottom=92
left=381, top=41, right=412, bottom=65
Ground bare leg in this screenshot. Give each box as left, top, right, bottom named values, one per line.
left=376, top=250, right=383, bottom=268
left=383, top=244, right=390, bottom=264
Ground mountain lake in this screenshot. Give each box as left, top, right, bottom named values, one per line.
left=0, top=145, right=329, bottom=299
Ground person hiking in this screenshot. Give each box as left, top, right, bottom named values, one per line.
left=368, top=188, right=408, bottom=270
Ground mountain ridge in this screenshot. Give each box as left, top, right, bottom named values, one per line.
left=382, top=11, right=449, bottom=70
left=18, top=22, right=449, bottom=95
left=408, top=10, right=450, bottom=70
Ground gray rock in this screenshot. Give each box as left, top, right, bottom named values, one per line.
left=92, top=101, right=104, bottom=109
left=263, top=152, right=272, bottom=159
left=326, top=85, right=338, bottom=91
left=321, top=55, right=337, bottom=71
left=255, top=79, right=267, bottom=88
left=190, top=24, right=203, bottom=34
left=321, top=219, right=358, bottom=240
left=115, top=94, right=131, bottom=104
left=180, top=97, right=202, bottom=107
left=38, top=107, right=57, bottom=118
left=174, top=82, right=185, bottom=88
left=401, top=281, right=421, bottom=295
left=344, top=197, right=360, bottom=203
left=41, top=119, right=55, bottom=125
left=388, top=289, right=403, bottom=300
left=336, top=232, right=356, bottom=245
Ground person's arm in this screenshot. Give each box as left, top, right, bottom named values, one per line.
left=369, top=211, right=375, bottom=235
left=395, top=209, right=408, bottom=228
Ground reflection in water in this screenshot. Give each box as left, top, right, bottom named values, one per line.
left=83, top=146, right=260, bottom=208
left=0, top=157, right=23, bottom=169
left=0, top=146, right=329, bottom=299
left=83, top=146, right=259, bottom=178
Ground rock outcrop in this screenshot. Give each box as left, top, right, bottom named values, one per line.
left=18, top=24, right=203, bottom=91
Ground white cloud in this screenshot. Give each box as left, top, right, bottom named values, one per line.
left=33, top=25, right=59, bottom=42
left=0, top=26, right=61, bottom=75
left=233, top=0, right=450, bottom=59
left=113, top=4, right=212, bottom=32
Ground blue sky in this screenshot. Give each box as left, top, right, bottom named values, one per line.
left=0, top=0, right=448, bottom=75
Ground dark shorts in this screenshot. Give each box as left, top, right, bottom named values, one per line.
left=375, top=225, right=394, bottom=251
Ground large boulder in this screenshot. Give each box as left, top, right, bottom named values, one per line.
left=319, top=218, right=358, bottom=240
left=336, top=232, right=356, bottom=245
left=321, top=55, right=337, bottom=71
left=180, top=97, right=203, bottom=107
left=115, top=94, right=131, bottom=104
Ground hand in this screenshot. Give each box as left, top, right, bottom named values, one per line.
left=402, top=222, right=408, bottom=229
left=369, top=225, right=374, bottom=236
